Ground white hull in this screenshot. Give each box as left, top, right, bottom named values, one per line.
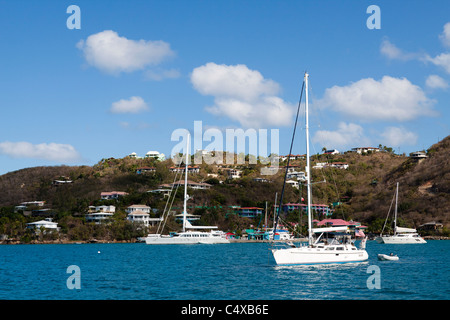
left=271, top=244, right=368, bottom=265
left=378, top=254, right=399, bottom=261
left=375, top=235, right=426, bottom=244
left=145, top=232, right=229, bottom=245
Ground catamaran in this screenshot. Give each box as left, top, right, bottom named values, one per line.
left=145, top=134, right=229, bottom=245
left=375, top=182, right=426, bottom=244
left=271, top=72, right=369, bottom=265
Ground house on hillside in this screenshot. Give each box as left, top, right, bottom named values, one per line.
left=418, top=221, right=443, bottom=232
left=282, top=203, right=334, bottom=217
left=159, top=180, right=211, bottom=190
left=169, top=166, right=200, bottom=174
left=136, top=167, right=156, bottom=174
left=328, top=162, right=349, bottom=169
left=26, top=218, right=59, bottom=233
left=280, top=154, right=306, bottom=161
left=100, top=191, right=128, bottom=200
left=147, top=188, right=172, bottom=198
left=224, top=168, right=242, bottom=179
left=86, top=205, right=116, bottom=224
left=235, top=207, right=264, bottom=218
left=126, top=204, right=151, bottom=214
left=410, top=151, right=427, bottom=160
left=350, top=147, right=380, bottom=154
left=88, top=205, right=115, bottom=213
left=145, top=151, right=165, bottom=161
left=286, top=180, right=299, bottom=189
left=324, top=149, right=340, bottom=155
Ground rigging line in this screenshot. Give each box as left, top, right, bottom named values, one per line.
left=156, top=160, right=183, bottom=234
left=160, top=180, right=182, bottom=233
left=381, top=185, right=397, bottom=235
left=273, top=77, right=305, bottom=235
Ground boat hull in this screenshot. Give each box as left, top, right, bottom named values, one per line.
left=145, top=234, right=229, bottom=245
left=271, top=246, right=368, bottom=265
left=377, top=254, right=399, bottom=261
left=376, top=235, right=426, bottom=244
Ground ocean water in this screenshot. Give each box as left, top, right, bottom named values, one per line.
left=0, top=240, right=448, bottom=300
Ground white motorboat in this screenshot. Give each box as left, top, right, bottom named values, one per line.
left=378, top=253, right=399, bottom=261
left=270, top=73, right=369, bottom=266
left=375, top=183, right=426, bottom=244
left=145, top=134, right=229, bottom=245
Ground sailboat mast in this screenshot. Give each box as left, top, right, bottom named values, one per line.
left=305, top=72, right=313, bottom=246
left=182, top=133, right=190, bottom=232
left=393, top=182, right=399, bottom=236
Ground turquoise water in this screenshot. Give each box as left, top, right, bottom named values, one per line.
left=0, top=241, right=448, bottom=300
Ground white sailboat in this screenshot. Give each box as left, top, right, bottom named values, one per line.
left=271, top=72, right=369, bottom=265
left=145, top=134, right=229, bottom=245
left=375, top=182, right=426, bottom=244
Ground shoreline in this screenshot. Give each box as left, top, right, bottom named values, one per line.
left=1, top=236, right=448, bottom=245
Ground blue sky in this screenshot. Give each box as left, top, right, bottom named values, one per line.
left=0, top=0, right=449, bottom=175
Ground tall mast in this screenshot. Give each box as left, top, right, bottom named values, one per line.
left=393, top=182, right=399, bottom=236
left=305, top=72, right=313, bottom=246
left=182, top=133, right=190, bottom=232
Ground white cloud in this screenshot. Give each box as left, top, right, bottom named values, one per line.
left=110, top=96, right=149, bottom=114
left=380, top=39, right=418, bottom=61
left=380, top=127, right=418, bottom=147
left=425, top=74, right=449, bottom=90
left=318, top=76, right=436, bottom=122
left=191, top=63, right=294, bottom=128
left=77, top=30, right=174, bottom=74
left=191, top=63, right=279, bottom=101
left=0, top=141, right=81, bottom=162
left=439, top=22, right=450, bottom=47
left=424, top=53, right=450, bottom=74
left=312, top=122, right=369, bottom=150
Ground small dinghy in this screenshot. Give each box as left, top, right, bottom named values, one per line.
left=378, top=253, right=399, bottom=261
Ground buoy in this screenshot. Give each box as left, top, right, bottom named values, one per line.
left=98, top=251, right=101, bottom=254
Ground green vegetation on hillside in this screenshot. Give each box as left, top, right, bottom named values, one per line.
left=1, top=136, right=449, bottom=243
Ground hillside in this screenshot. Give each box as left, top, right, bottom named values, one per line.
left=0, top=136, right=449, bottom=242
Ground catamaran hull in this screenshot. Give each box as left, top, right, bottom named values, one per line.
left=271, top=247, right=369, bottom=265
left=145, top=236, right=229, bottom=245
left=375, top=236, right=426, bottom=244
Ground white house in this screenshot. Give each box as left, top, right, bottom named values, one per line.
left=312, top=162, right=327, bottom=169
left=88, top=205, right=116, bottom=213
left=126, top=204, right=151, bottom=214
left=20, top=201, right=45, bottom=207
left=127, top=211, right=162, bottom=227
left=171, top=180, right=212, bottom=190
left=286, top=180, right=299, bottom=189
left=145, top=151, right=165, bottom=161
left=328, top=162, right=349, bottom=169
left=85, top=212, right=114, bottom=224
left=351, top=147, right=380, bottom=154
left=169, top=166, right=200, bottom=174
left=26, top=218, right=59, bottom=232
left=324, top=149, right=340, bottom=155
left=410, top=151, right=427, bottom=159
left=287, top=170, right=306, bottom=181
left=225, top=168, right=242, bottom=179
